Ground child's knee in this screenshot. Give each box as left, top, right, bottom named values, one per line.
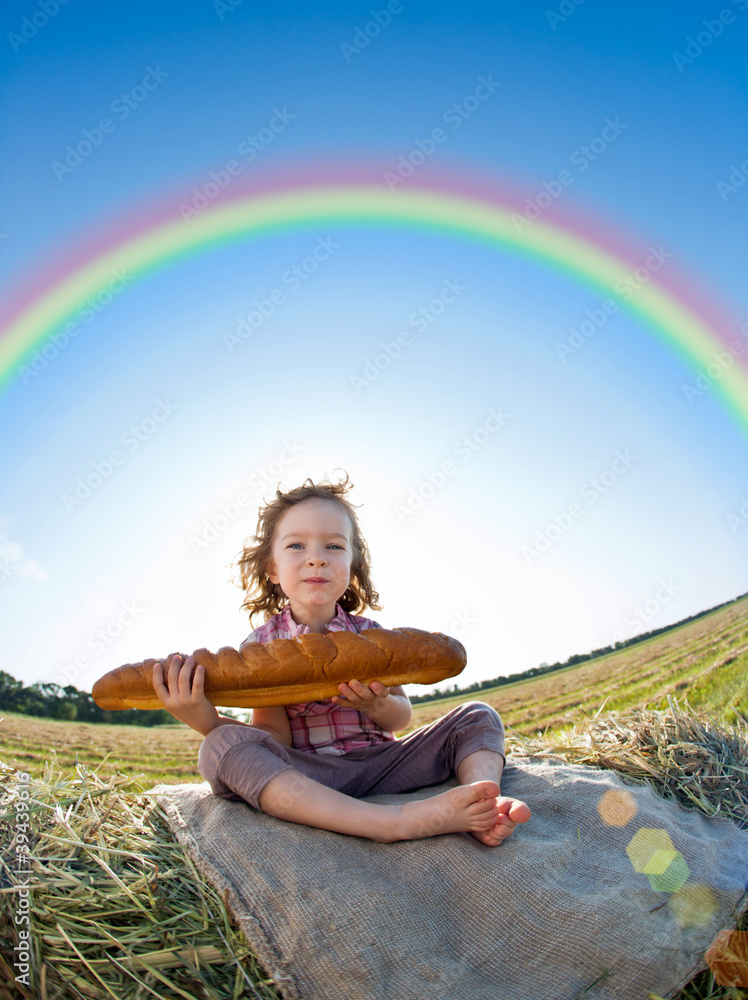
left=447, top=700, right=503, bottom=729
left=197, top=724, right=267, bottom=781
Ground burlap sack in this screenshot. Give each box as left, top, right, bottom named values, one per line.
left=152, top=758, right=748, bottom=1000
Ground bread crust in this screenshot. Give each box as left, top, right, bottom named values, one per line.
left=91, top=627, right=467, bottom=711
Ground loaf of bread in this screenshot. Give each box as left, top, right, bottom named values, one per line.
left=92, top=627, right=467, bottom=710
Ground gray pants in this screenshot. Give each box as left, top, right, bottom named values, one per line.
left=198, top=701, right=506, bottom=811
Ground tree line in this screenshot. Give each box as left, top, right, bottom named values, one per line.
left=2, top=590, right=745, bottom=722
left=0, top=672, right=172, bottom=726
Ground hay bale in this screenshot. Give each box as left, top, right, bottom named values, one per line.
left=1, top=697, right=746, bottom=999
left=0, top=753, right=282, bottom=1000
left=506, top=696, right=748, bottom=830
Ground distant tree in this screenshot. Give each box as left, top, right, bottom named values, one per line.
left=0, top=669, right=173, bottom=725
left=0, top=670, right=23, bottom=709
left=52, top=701, right=77, bottom=720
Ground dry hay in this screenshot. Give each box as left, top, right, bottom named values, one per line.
left=0, top=753, right=282, bottom=1000
left=507, top=695, right=748, bottom=832
left=1, top=697, right=746, bottom=1000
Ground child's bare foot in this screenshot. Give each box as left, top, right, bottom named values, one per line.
left=390, top=781, right=505, bottom=841
left=470, top=796, right=532, bottom=846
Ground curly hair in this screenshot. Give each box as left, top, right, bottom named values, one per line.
left=233, top=471, right=382, bottom=625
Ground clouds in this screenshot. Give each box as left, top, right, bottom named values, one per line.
left=0, top=517, right=50, bottom=585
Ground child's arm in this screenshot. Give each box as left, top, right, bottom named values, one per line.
left=152, top=654, right=293, bottom=745
left=332, top=681, right=412, bottom=733
left=153, top=654, right=255, bottom=737
left=249, top=706, right=293, bottom=746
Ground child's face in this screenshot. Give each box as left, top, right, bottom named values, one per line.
left=266, top=499, right=354, bottom=615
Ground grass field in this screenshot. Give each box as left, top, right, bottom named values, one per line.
left=2, top=593, right=747, bottom=787
left=408, top=594, right=748, bottom=734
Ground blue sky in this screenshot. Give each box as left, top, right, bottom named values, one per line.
left=1, top=0, right=747, bottom=699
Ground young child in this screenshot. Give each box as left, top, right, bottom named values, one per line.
left=152, top=473, right=531, bottom=846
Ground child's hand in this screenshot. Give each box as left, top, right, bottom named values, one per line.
left=152, top=654, right=221, bottom=736
left=332, top=680, right=413, bottom=732
left=332, top=679, right=390, bottom=715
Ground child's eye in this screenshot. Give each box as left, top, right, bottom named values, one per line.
left=286, top=542, right=344, bottom=550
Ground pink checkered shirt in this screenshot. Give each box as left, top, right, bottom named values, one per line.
left=244, top=603, right=396, bottom=756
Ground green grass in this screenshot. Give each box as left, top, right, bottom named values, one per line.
left=0, top=711, right=204, bottom=786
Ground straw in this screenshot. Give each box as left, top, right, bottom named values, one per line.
left=2, top=696, right=747, bottom=1000
left=506, top=695, right=748, bottom=831
left=0, top=757, right=282, bottom=1000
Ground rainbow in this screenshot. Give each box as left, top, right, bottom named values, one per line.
left=1, top=162, right=746, bottom=431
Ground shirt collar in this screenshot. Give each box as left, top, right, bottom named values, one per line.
left=279, top=602, right=353, bottom=636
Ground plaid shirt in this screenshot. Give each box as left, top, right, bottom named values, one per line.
left=244, top=603, right=396, bottom=756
